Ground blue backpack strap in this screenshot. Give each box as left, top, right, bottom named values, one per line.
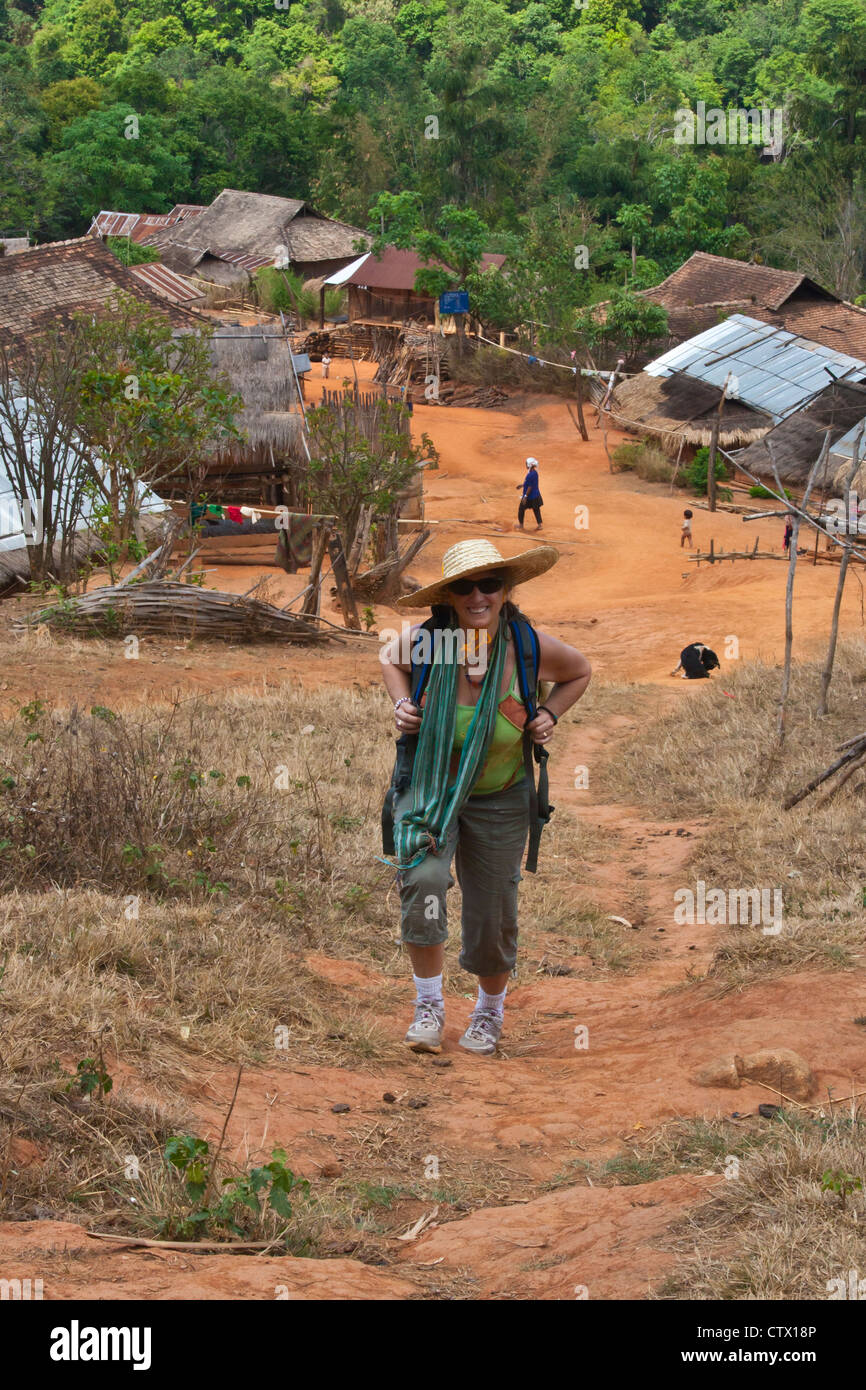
left=409, top=614, right=438, bottom=704
left=508, top=616, right=540, bottom=719
left=508, top=615, right=553, bottom=874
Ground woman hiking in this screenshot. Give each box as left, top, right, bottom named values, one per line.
left=517, top=457, right=543, bottom=530
left=380, top=539, right=591, bottom=1055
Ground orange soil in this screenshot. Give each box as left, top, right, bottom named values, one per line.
left=1, top=365, right=864, bottom=1300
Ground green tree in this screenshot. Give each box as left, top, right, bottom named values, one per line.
left=69, top=294, right=241, bottom=570
left=303, top=399, right=433, bottom=556
left=48, top=105, right=189, bottom=228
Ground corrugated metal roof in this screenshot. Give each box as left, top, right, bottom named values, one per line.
left=218, top=250, right=275, bottom=272
left=129, top=262, right=203, bottom=303
left=645, top=313, right=866, bottom=420
left=828, top=417, right=866, bottom=464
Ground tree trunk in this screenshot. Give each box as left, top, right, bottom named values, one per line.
left=573, top=368, right=589, bottom=442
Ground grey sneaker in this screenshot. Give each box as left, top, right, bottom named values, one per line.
left=458, top=1009, right=502, bottom=1055
left=404, top=1002, right=445, bottom=1053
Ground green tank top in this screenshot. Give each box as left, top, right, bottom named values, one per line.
left=452, top=666, right=527, bottom=796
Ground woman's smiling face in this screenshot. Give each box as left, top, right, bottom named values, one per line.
left=447, top=574, right=509, bottom=633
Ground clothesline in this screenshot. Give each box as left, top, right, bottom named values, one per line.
left=186, top=503, right=424, bottom=527
left=475, top=333, right=638, bottom=376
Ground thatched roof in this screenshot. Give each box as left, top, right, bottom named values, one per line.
left=609, top=371, right=772, bottom=454
left=732, top=381, right=866, bottom=491
left=207, top=325, right=303, bottom=460
left=154, top=189, right=368, bottom=278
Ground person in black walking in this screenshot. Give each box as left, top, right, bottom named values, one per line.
left=517, top=458, right=543, bottom=530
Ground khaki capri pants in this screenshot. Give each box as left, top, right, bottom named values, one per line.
left=395, top=777, right=531, bottom=976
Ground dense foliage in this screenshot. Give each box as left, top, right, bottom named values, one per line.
left=3, top=0, right=866, bottom=302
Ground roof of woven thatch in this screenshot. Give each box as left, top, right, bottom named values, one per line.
left=610, top=371, right=772, bottom=452
left=154, top=189, right=368, bottom=277
left=732, top=381, right=866, bottom=490
left=207, top=325, right=303, bottom=460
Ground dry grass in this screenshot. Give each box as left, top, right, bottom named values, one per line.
left=612, top=440, right=679, bottom=484
left=602, top=640, right=866, bottom=986
left=0, top=676, right=606, bottom=1249
left=654, top=1109, right=866, bottom=1300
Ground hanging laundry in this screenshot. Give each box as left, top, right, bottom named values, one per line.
left=226, top=506, right=244, bottom=525
left=240, top=506, right=262, bottom=524
left=207, top=504, right=225, bottom=518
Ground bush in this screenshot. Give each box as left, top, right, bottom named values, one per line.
left=254, top=267, right=315, bottom=319
left=750, top=484, right=791, bottom=499
left=106, top=237, right=160, bottom=267
left=687, top=446, right=729, bottom=496
left=612, top=440, right=674, bottom=483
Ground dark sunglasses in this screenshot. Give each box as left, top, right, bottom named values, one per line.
left=448, top=574, right=505, bottom=596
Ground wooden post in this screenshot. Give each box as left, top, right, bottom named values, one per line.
left=302, top=524, right=329, bottom=619
left=818, top=425, right=864, bottom=716
left=772, top=434, right=829, bottom=745
left=707, top=373, right=731, bottom=514
left=328, top=532, right=362, bottom=630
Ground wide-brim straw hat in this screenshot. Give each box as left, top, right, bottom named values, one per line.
left=396, top=538, right=559, bottom=610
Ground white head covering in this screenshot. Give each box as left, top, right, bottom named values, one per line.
left=525, top=457, right=539, bottom=469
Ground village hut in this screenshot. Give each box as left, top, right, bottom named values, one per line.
left=151, top=189, right=368, bottom=288
left=611, top=314, right=866, bottom=460
left=609, top=372, right=771, bottom=455
left=91, top=206, right=206, bottom=245
left=731, top=381, right=866, bottom=494
left=0, top=235, right=203, bottom=346
left=636, top=251, right=866, bottom=361
left=321, top=247, right=507, bottom=329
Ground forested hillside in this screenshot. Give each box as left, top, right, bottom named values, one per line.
left=2, top=0, right=866, bottom=303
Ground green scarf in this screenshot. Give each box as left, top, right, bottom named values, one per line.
left=392, top=612, right=508, bottom=871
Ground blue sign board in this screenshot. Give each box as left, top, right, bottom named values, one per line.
left=439, top=290, right=469, bottom=315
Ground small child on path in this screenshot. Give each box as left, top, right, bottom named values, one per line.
left=681, top=509, right=693, bottom=548
left=321, top=353, right=331, bottom=379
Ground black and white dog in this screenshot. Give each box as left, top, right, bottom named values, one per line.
left=671, top=643, right=721, bottom=679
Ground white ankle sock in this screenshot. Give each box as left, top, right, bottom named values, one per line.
left=477, top=985, right=506, bottom=1018
left=414, top=973, right=443, bottom=1007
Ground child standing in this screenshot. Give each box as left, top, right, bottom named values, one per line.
left=321, top=353, right=331, bottom=379
left=681, top=509, right=693, bottom=548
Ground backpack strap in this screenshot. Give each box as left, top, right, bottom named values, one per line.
left=509, top=615, right=554, bottom=874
